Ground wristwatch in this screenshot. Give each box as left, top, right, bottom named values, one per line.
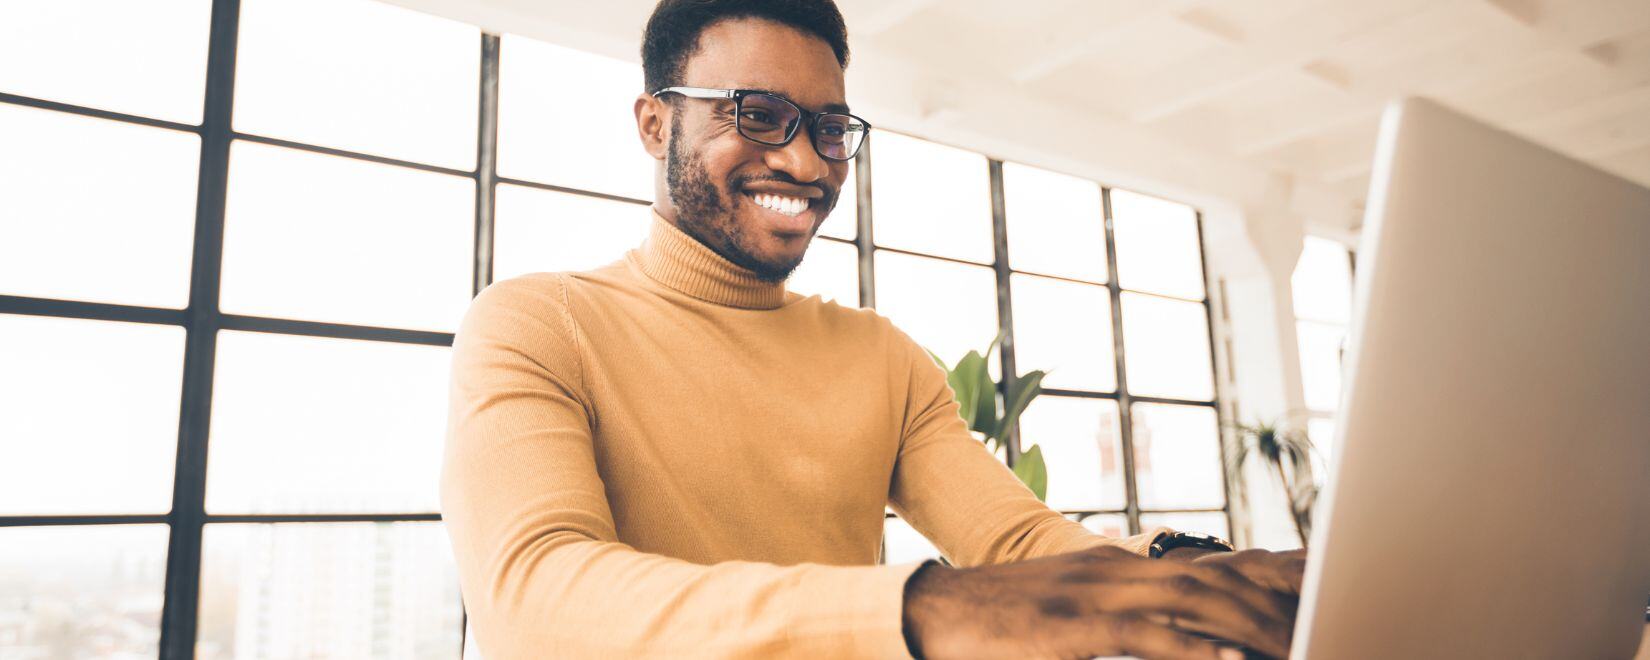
left=1148, top=530, right=1236, bottom=559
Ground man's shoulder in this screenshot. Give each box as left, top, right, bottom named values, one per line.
left=787, top=295, right=928, bottom=357
left=474, top=259, right=636, bottom=311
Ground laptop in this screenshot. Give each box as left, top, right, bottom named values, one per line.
left=1292, top=98, right=1650, bottom=658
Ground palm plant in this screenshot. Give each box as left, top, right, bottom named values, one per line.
left=926, top=334, right=1051, bottom=501
left=1228, top=418, right=1319, bottom=547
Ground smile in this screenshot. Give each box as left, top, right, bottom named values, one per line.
left=745, top=192, right=811, bottom=217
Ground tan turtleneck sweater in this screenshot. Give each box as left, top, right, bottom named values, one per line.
left=442, top=209, right=1165, bottom=658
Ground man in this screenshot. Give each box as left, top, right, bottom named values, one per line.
left=442, top=1, right=1305, bottom=657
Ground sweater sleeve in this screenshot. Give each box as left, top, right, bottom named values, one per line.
left=441, top=275, right=922, bottom=659
left=884, top=326, right=1169, bottom=567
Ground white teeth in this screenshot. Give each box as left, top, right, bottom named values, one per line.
left=748, top=192, right=808, bottom=217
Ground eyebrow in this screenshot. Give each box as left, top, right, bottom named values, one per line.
left=741, top=86, right=852, bottom=114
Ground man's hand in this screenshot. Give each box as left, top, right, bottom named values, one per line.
left=902, top=545, right=1300, bottom=660
left=1192, top=548, right=1308, bottom=597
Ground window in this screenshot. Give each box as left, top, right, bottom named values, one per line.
left=788, top=237, right=860, bottom=306
left=0, top=0, right=211, bottom=123
left=1292, top=236, right=1355, bottom=466
left=0, top=525, right=171, bottom=657
left=1003, top=162, right=1107, bottom=283
left=873, top=250, right=999, bottom=377
left=197, top=522, right=462, bottom=659
left=871, top=156, right=1227, bottom=562
left=233, top=0, right=480, bottom=169
left=497, top=36, right=653, bottom=201
left=0, top=104, right=200, bottom=309
left=219, top=141, right=475, bottom=332
left=0, top=2, right=487, bottom=655
left=869, top=132, right=994, bottom=263
left=205, top=332, right=451, bottom=515
left=0, top=315, right=185, bottom=515
left=492, top=183, right=650, bottom=280
left=1, top=2, right=1228, bottom=652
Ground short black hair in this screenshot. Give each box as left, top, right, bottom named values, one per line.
left=641, top=0, right=850, bottom=94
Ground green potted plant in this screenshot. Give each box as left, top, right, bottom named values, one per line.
left=927, top=335, right=1051, bottom=501
left=1228, top=418, right=1320, bottom=547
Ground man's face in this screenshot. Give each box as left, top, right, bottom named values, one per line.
left=654, top=18, right=851, bottom=282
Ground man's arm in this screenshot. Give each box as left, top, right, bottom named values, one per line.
left=883, top=326, right=1166, bottom=565
left=883, top=328, right=1303, bottom=659
left=442, top=275, right=920, bottom=658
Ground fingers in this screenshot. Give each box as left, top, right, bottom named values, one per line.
left=1092, top=575, right=1293, bottom=659
left=1060, top=613, right=1240, bottom=660
left=1211, top=549, right=1309, bottom=595
left=1192, top=560, right=1298, bottom=624
left=1272, top=551, right=1308, bottom=594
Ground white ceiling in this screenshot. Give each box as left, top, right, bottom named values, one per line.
left=844, top=0, right=1650, bottom=209
left=391, top=0, right=1650, bottom=230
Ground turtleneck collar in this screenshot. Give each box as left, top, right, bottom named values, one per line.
left=632, top=209, right=790, bottom=310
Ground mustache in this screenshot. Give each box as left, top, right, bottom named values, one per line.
left=731, top=172, right=834, bottom=201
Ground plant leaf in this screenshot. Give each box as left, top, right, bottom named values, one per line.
left=1012, top=445, right=1049, bottom=502
left=949, top=350, right=987, bottom=428
left=971, top=361, right=997, bottom=436
left=999, top=369, right=1046, bottom=437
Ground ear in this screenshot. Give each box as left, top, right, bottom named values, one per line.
left=635, top=93, right=669, bottom=160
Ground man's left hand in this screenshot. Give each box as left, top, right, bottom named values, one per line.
left=1183, top=548, right=1308, bottom=596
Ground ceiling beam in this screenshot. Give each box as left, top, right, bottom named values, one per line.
left=1007, top=0, right=1201, bottom=84
left=1229, top=5, right=1650, bottom=157
left=1123, top=0, right=1437, bottom=123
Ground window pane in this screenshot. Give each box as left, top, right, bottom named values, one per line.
left=788, top=238, right=860, bottom=306
left=497, top=36, right=652, bottom=200
left=492, top=184, right=649, bottom=281
left=0, top=524, right=169, bottom=657
left=1010, top=273, right=1115, bottom=391
left=1297, top=320, right=1348, bottom=412
left=1003, top=162, right=1106, bottom=282
left=883, top=516, right=941, bottom=565
left=817, top=159, right=857, bottom=240
left=0, top=315, right=184, bottom=515
left=234, top=0, right=479, bottom=169
left=1080, top=513, right=1129, bottom=538
left=197, top=522, right=462, bottom=659
left=869, top=132, right=993, bottom=262
left=1111, top=189, right=1205, bottom=300
left=0, top=105, right=199, bottom=308
left=873, top=250, right=999, bottom=376
left=1018, top=396, right=1125, bottom=511
left=1307, top=416, right=1336, bottom=485
left=1132, top=403, right=1225, bottom=510
left=0, top=0, right=210, bottom=123
left=1292, top=236, right=1353, bottom=323
left=206, top=332, right=449, bottom=514
left=1120, top=292, right=1214, bottom=401
left=220, top=142, right=474, bottom=332
left=1139, top=511, right=1229, bottom=539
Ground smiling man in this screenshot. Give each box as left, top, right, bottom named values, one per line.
left=441, top=1, right=1303, bottom=658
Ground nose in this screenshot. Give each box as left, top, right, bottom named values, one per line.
left=762, top=124, right=830, bottom=185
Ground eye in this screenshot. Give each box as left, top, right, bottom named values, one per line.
left=740, top=109, right=776, bottom=125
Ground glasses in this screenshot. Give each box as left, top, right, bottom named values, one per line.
left=652, top=86, right=871, bottom=161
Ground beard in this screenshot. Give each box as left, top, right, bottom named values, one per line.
left=664, top=115, right=836, bottom=284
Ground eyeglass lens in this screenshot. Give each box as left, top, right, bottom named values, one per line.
left=737, top=93, right=865, bottom=161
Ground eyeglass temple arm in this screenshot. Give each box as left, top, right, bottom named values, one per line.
left=651, top=86, right=735, bottom=99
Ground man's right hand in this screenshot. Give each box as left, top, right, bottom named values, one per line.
left=901, top=545, right=1298, bottom=660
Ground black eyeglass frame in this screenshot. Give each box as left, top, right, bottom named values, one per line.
left=651, top=86, right=872, bottom=162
